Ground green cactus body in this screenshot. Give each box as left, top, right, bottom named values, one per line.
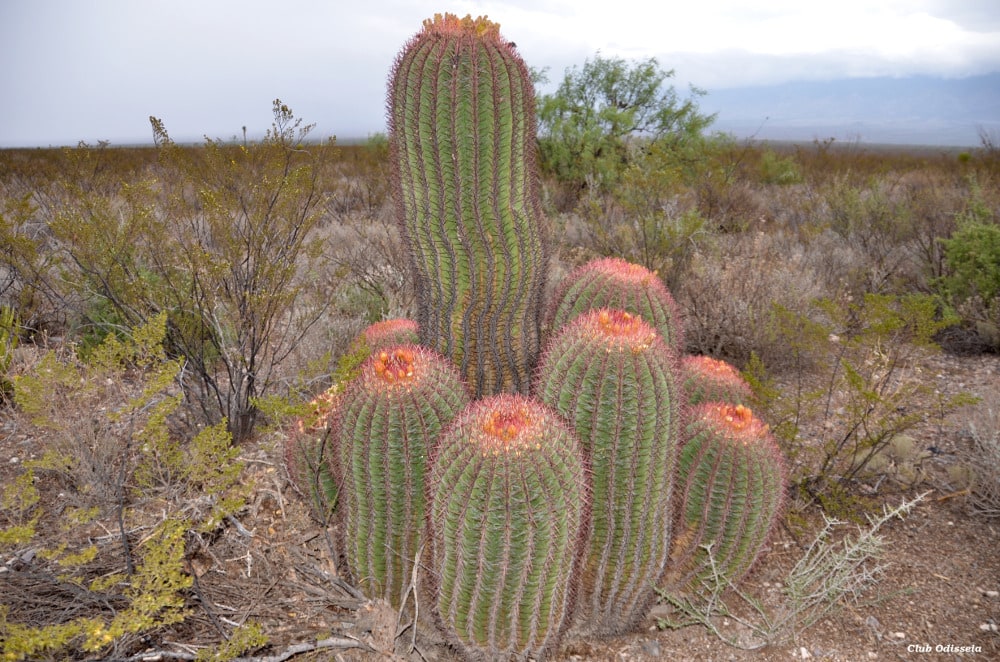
left=681, top=355, right=752, bottom=407
left=664, top=403, right=786, bottom=594
left=336, top=344, right=470, bottom=609
left=548, top=257, right=684, bottom=351
left=429, top=394, right=588, bottom=660
left=388, top=13, right=547, bottom=398
left=285, top=319, right=420, bottom=520
left=535, top=309, right=679, bottom=635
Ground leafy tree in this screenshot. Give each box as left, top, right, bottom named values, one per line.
left=537, top=53, right=715, bottom=194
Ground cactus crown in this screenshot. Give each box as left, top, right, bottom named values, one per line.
left=700, top=403, right=770, bottom=443
left=481, top=405, right=531, bottom=442
left=371, top=348, right=416, bottom=384
left=472, top=395, right=547, bottom=454
left=594, top=257, right=660, bottom=284
left=421, top=12, right=502, bottom=39
left=589, top=309, right=658, bottom=353
left=689, top=355, right=741, bottom=379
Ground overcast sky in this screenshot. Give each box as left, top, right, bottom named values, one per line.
left=1, top=0, right=999, bottom=147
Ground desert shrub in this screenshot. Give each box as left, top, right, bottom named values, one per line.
left=325, top=135, right=391, bottom=222
left=935, top=186, right=1000, bottom=350
left=964, top=392, right=1000, bottom=518
left=658, top=493, right=925, bottom=649
left=823, top=176, right=919, bottom=295
left=0, top=101, right=338, bottom=441
left=536, top=52, right=714, bottom=199
left=0, top=305, right=17, bottom=403
left=758, top=148, right=803, bottom=185
left=678, top=231, right=825, bottom=365
left=745, top=292, right=969, bottom=518
left=1, top=314, right=258, bottom=661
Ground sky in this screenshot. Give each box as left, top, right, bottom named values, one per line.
left=1, top=0, right=999, bottom=147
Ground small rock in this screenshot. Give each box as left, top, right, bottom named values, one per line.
left=985, top=590, right=999, bottom=598
left=641, top=639, right=661, bottom=657
left=8, top=456, right=18, bottom=464
left=867, top=653, right=878, bottom=659
left=893, top=632, right=905, bottom=639
left=799, top=646, right=811, bottom=659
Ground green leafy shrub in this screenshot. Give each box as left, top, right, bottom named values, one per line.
left=758, top=148, right=802, bottom=185
left=537, top=52, right=714, bottom=199
left=936, top=192, right=1000, bottom=349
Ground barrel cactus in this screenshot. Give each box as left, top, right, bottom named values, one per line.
left=388, top=12, right=548, bottom=397
left=284, top=319, right=420, bottom=520
left=535, top=308, right=679, bottom=635
left=335, top=344, right=470, bottom=609
left=664, top=403, right=786, bottom=595
left=681, top=354, right=753, bottom=407
left=548, top=257, right=684, bottom=351
left=429, top=394, right=588, bottom=660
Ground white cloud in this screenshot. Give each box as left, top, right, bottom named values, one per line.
left=0, top=0, right=997, bottom=145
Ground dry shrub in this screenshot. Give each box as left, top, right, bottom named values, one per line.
left=678, top=231, right=825, bottom=367
left=965, top=391, right=1000, bottom=518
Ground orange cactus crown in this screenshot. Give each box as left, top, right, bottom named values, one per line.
left=689, top=355, right=741, bottom=379
left=372, top=348, right=417, bottom=385
left=474, top=396, right=546, bottom=455
left=702, top=403, right=770, bottom=443
left=421, top=13, right=502, bottom=40
left=589, top=309, right=658, bottom=353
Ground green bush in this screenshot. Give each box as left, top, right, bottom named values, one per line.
left=536, top=52, right=714, bottom=197
left=936, top=192, right=1000, bottom=348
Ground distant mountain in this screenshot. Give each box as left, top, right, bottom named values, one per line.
left=701, top=73, right=1000, bottom=147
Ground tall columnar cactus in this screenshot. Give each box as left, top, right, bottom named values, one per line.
left=535, top=309, right=680, bottom=635
left=388, top=13, right=548, bottom=398
left=335, top=344, right=470, bottom=609
left=681, top=355, right=753, bottom=407
left=664, top=403, right=786, bottom=595
left=429, top=394, right=588, bottom=661
left=548, top=257, right=684, bottom=351
left=284, top=319, right=420, bottom=520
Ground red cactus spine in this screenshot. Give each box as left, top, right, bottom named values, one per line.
left=681, top=355, right=753, bottom=406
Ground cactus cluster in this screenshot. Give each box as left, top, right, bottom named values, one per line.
left=284, top=12, right=788, bottom=659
